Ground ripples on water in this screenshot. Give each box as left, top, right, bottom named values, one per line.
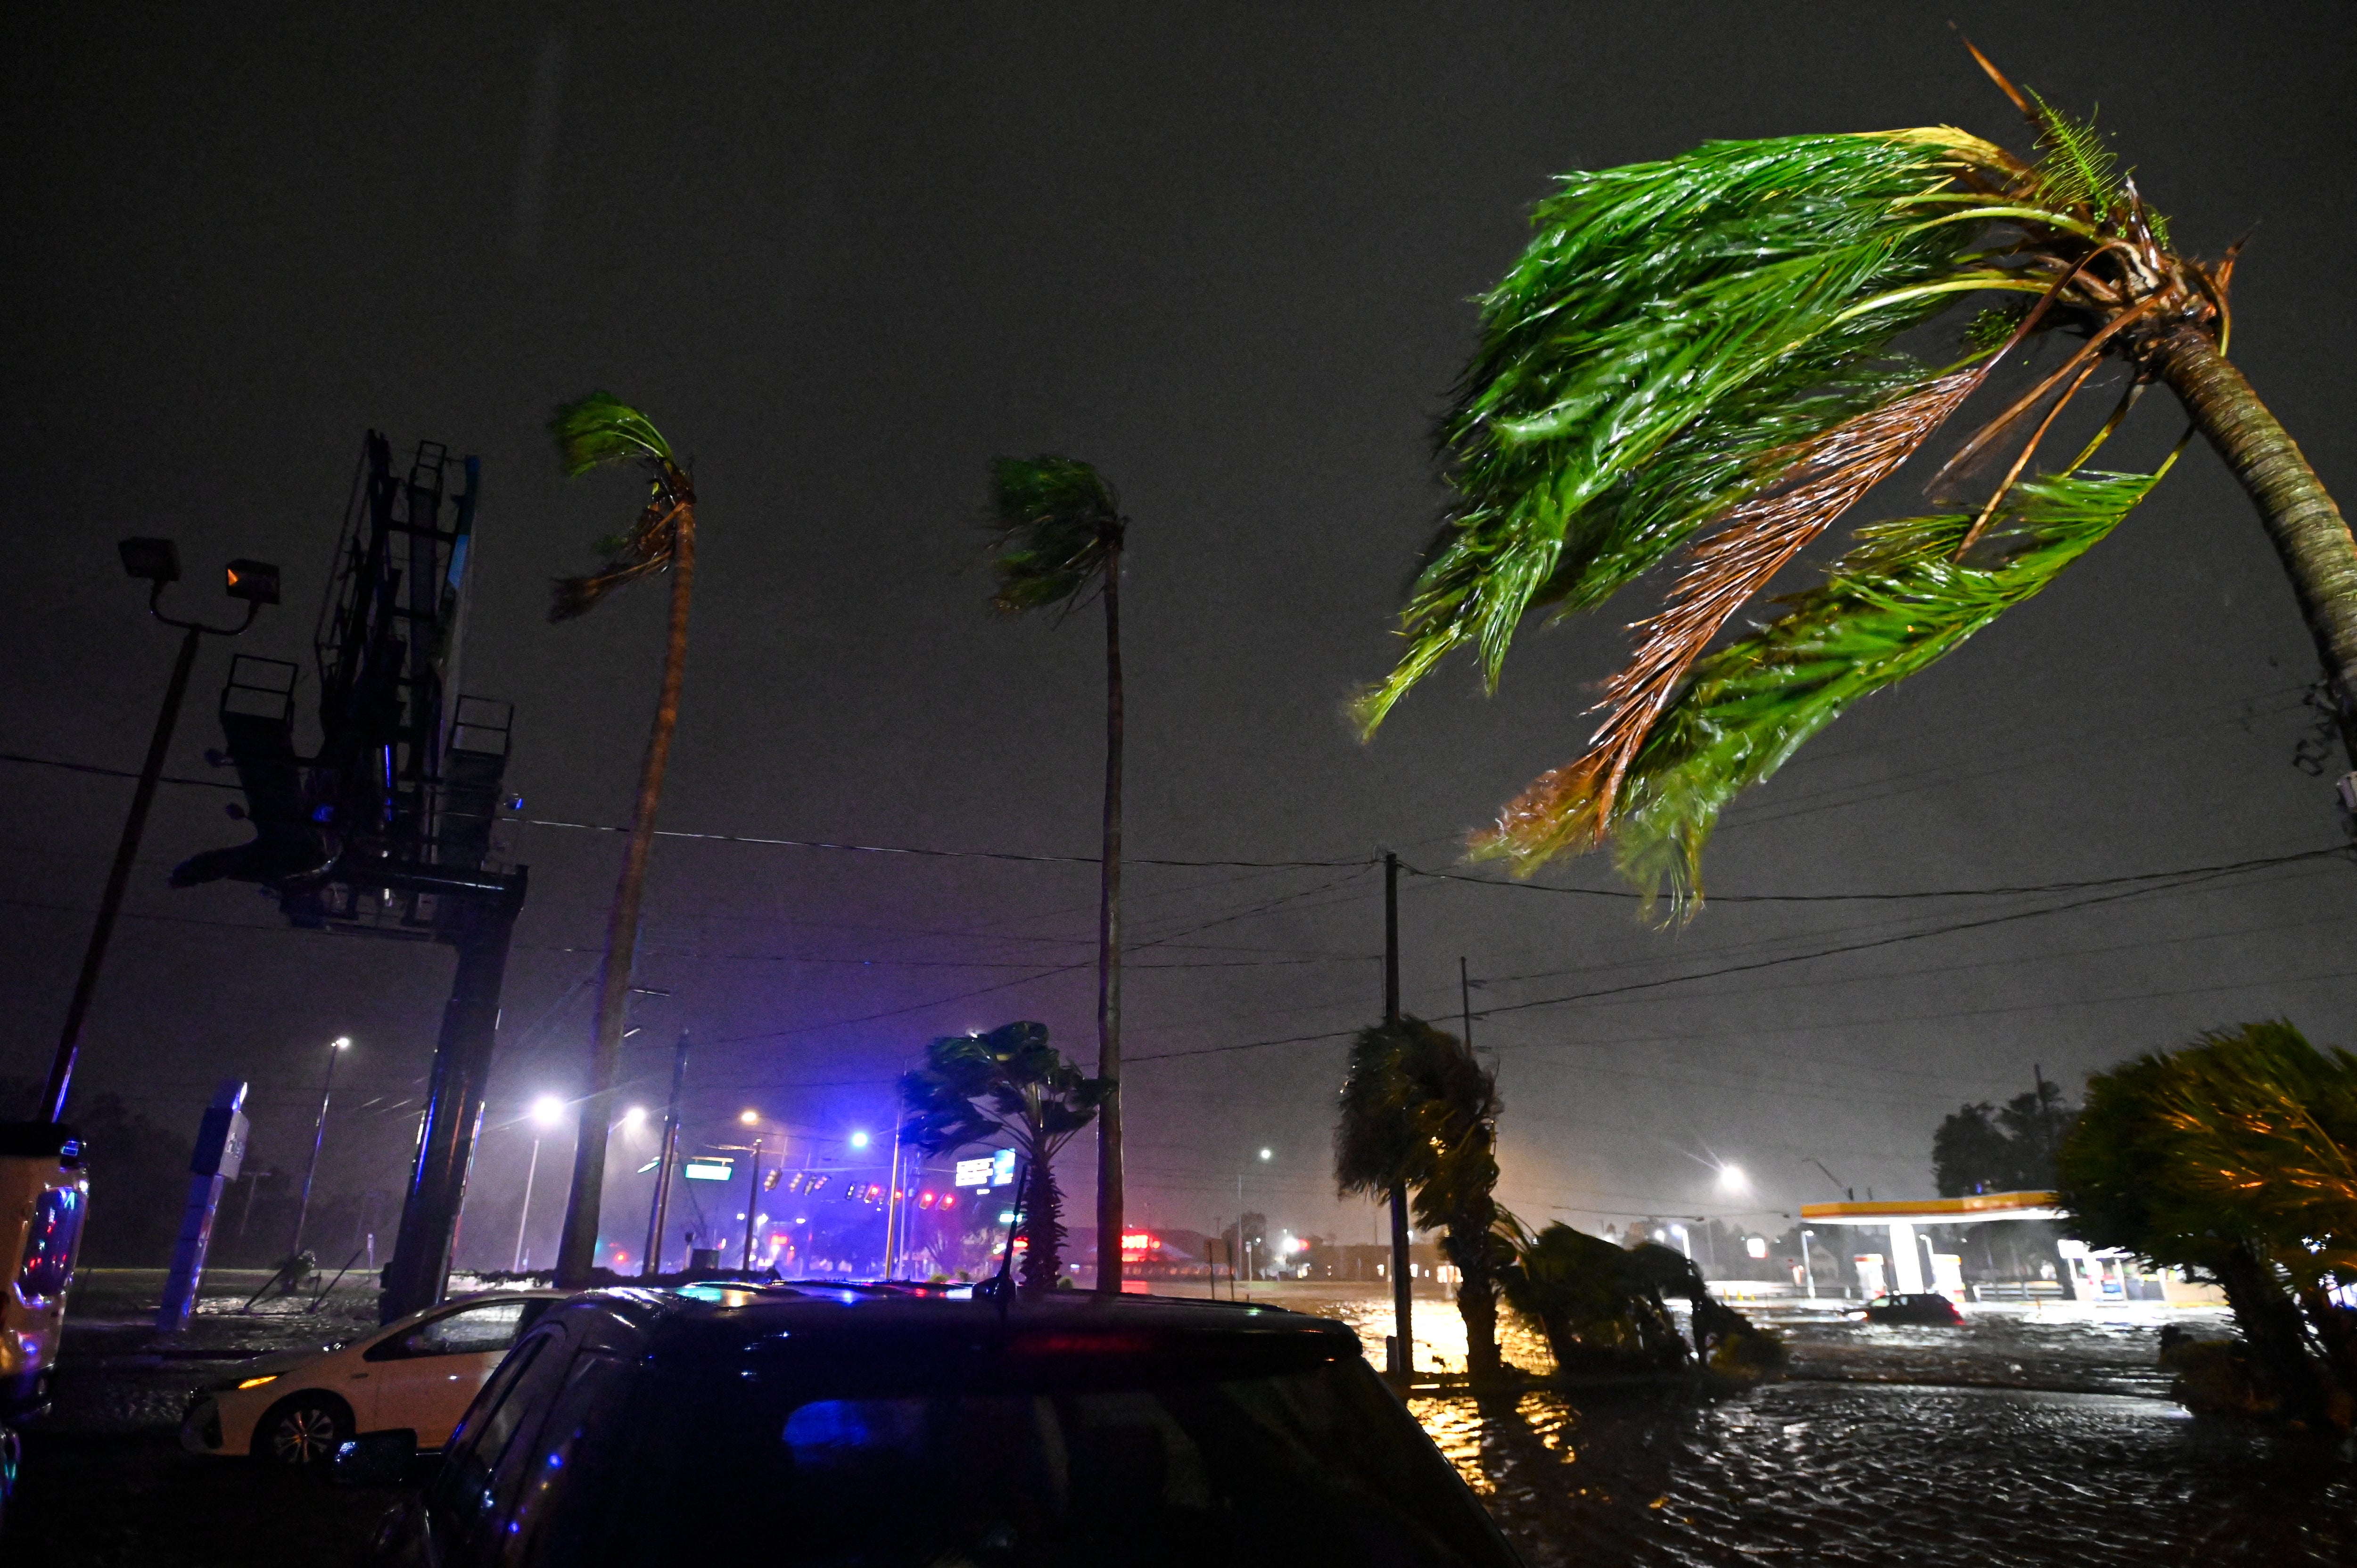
left=1259, top=1286, right=2355, bottom=1566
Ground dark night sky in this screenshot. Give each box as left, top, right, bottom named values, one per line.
left=7, top=3, right=2355, bottom=1265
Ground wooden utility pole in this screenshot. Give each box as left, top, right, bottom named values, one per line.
left=1384, top=852, right=1413, bottom=1381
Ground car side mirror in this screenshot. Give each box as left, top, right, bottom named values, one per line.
left=334, top=1430, right=417, bottom=1487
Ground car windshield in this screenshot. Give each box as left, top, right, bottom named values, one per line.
left=570, top=1342, right=1513, bottom=1567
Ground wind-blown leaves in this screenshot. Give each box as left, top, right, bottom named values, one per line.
left=548, top=394, right=692, bottom=622
left=986, top=456, right=1123, bottom=615
left=1476, top=466, right=2166, bottom=911
left=1355, top=128, right=2027, bottom=731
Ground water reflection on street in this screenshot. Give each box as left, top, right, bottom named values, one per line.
left=1250, top=1283, right=2357, bottom=1566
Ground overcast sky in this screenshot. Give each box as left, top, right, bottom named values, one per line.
left=7, top=2, right=2354, bottom=1264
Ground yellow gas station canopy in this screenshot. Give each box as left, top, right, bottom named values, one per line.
left=1799, top=1191, right=2064, bottom=1226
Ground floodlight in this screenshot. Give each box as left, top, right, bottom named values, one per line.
left=118, top=537, right=181, bottom=583
left=530, top=1095, right=566, bottom=1130
left=223, top=559, right=281, bottom=605
left=622, top=1105, right=647, bottom=1128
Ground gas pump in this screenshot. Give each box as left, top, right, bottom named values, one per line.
left=0, top=1122, right=89, bottom=1527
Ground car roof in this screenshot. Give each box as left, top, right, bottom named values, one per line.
left=548, top=1282, right=1361, bottom=1359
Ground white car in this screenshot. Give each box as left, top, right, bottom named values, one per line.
left=180, top=1289, right=563, bottom=1467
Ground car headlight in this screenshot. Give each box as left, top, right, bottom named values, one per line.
left=236, top=1373, right=280, bottom=1391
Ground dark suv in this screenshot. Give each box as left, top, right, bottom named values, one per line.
left=371, top=1281, right=1523, bottom=1567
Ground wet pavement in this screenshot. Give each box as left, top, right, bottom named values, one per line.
left=8, top=1273, right=2354, bottom=1565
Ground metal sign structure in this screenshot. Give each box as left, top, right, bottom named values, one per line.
left=175, top=434, right=527, bottom=1322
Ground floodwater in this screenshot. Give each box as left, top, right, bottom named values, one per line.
left=1256, top=1281, right=2357, bottom=1566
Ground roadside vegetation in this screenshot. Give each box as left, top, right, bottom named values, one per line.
left=2057, top=1021, right=2357, bottom=1429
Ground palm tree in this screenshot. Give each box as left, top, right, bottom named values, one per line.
left=2058, top=1021, right=2357, bottom=1426
left=982, top=457, right=1130, bottom=1289
left=1357, top=49, right=2357, bottom=912
left=899, top=1021, right=1106, bottom=1294
left=1334, top=1017, right=1513, bottom=1380
left=544, top=394, right=697, bottom=1288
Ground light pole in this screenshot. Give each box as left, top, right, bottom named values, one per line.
left=642, top=1032, right=692, bottom=1279
left=514, top=1095, right=565, bottom=1272
left=1236, top=1147, right=1271, bottom=1300
left=289, top=1036, right=350, bottom=1257
left=44, top=540, right=277, bottom=1122
left=738, top=1110, right=765, bottom=1272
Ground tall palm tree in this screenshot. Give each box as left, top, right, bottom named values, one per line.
left=1335, top=1017, right=1513, bottom=1380
left=545, top=393, right=697, bottom=1288
left=899, top=1021, right=1106, bottom=1294
left=982, top=457, right=1130, bottom=1289
left=1357, top=50, right=2357, bottom=912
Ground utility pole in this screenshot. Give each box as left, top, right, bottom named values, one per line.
left=291, top=1037, right=349, bottom=1257
left=1384, top=851, right=1413, bottom=1382
left=44, top=540, right=274, bottom=1122
left=741, top=1137, right=764, bottom=1272
left=642, top=1032, right=690, bottom=1278
left=882, top=1119, right=904, bottom=1279
left=1459, top=956, right=1473, bottom=1049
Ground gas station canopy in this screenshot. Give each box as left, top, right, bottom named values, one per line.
left=1800, top=1191, right=2066, bottom=1226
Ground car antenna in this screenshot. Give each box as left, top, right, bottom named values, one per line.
left=992, top=1159, right=1026, bottom=1321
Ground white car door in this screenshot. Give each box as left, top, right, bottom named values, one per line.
left=361, top=1297, right=538, bottom=1444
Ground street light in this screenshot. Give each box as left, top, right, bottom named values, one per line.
left=739, top=1108, right=760, bottom=1126
left=41, top=539, right=279, bottom=1121
left=849, top=1130, right=870, bottom=1149
left=289, top=1037, right=350, bottom=1258
left=513, top=1096, right=566, bottom=1272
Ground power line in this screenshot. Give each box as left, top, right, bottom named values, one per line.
left=1402, top=843, right=2347, bottom=905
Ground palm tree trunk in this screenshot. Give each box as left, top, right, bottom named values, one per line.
left=2210, top=1239, right=2324, bottom=1425
left=1094, top=535, right=1124, bottom=1292
left=2149, top=326, right=2357, bottom=765
left=553, top=507, right=696, bottom=1287
left=1020, top=1150, right=1063, bottom=1294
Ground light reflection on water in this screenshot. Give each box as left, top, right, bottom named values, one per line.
left=1249, top=1285, right=2357, bottom=1566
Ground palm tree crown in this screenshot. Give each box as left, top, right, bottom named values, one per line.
left=549, top=392, right=694, bottom=622
left=1359, top=51, right=2350, bottom=914
left=900, top=1021, right=1107, bottom=1293
left=986, top=456, right=1124, bottom=612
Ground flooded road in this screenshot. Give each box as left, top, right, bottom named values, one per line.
left=1252, top=1281, right=2357, bottom=1565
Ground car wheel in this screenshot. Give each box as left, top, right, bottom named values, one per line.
left=253, top=1394, right=352, bottom=1469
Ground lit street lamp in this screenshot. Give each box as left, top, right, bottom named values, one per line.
left=43, top=539, right=278, bottom=1122
left=513, top=1094, right=565, bottom=1272
left=289, top=1036, right=350, bottom=1257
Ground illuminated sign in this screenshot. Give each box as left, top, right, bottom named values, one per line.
left=1120, top=1231, right=1155, bottom=1261
left=993, top=1148, right=1016, bottom=1187
left=682, top=1158, right=735, bottom=1182
left=955, top=1157, right=993, bottom=1188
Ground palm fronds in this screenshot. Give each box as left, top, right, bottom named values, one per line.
left=1360, top=64, right=2232, bottom=893
left=1478, top=466, right=2165, bottom=910
left=985, top=456, right=1122, bottom=615
left=548, top=394, right=692, bottom=623
left=1353, top=128, right=2031, bottom=733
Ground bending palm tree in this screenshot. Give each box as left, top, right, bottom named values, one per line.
left=984, top=457, right=1130, bottom=1289
left=899, top=1021, right=1106, bottom=1294
left=1359, top=49, right=2357, bottom=911
left=546, top=394, right=697, bottom=1288
left=1335, top=1017, right=1513, bottom=1380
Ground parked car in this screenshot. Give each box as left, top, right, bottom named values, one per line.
left=181, top=1289, right=563, bottom=1467
left=1853, top=1292, right=1965, bottom=1326
left=366, top=1282, right=1526, bottom=1566
left=0, top=1122, right=87, bottom=1539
